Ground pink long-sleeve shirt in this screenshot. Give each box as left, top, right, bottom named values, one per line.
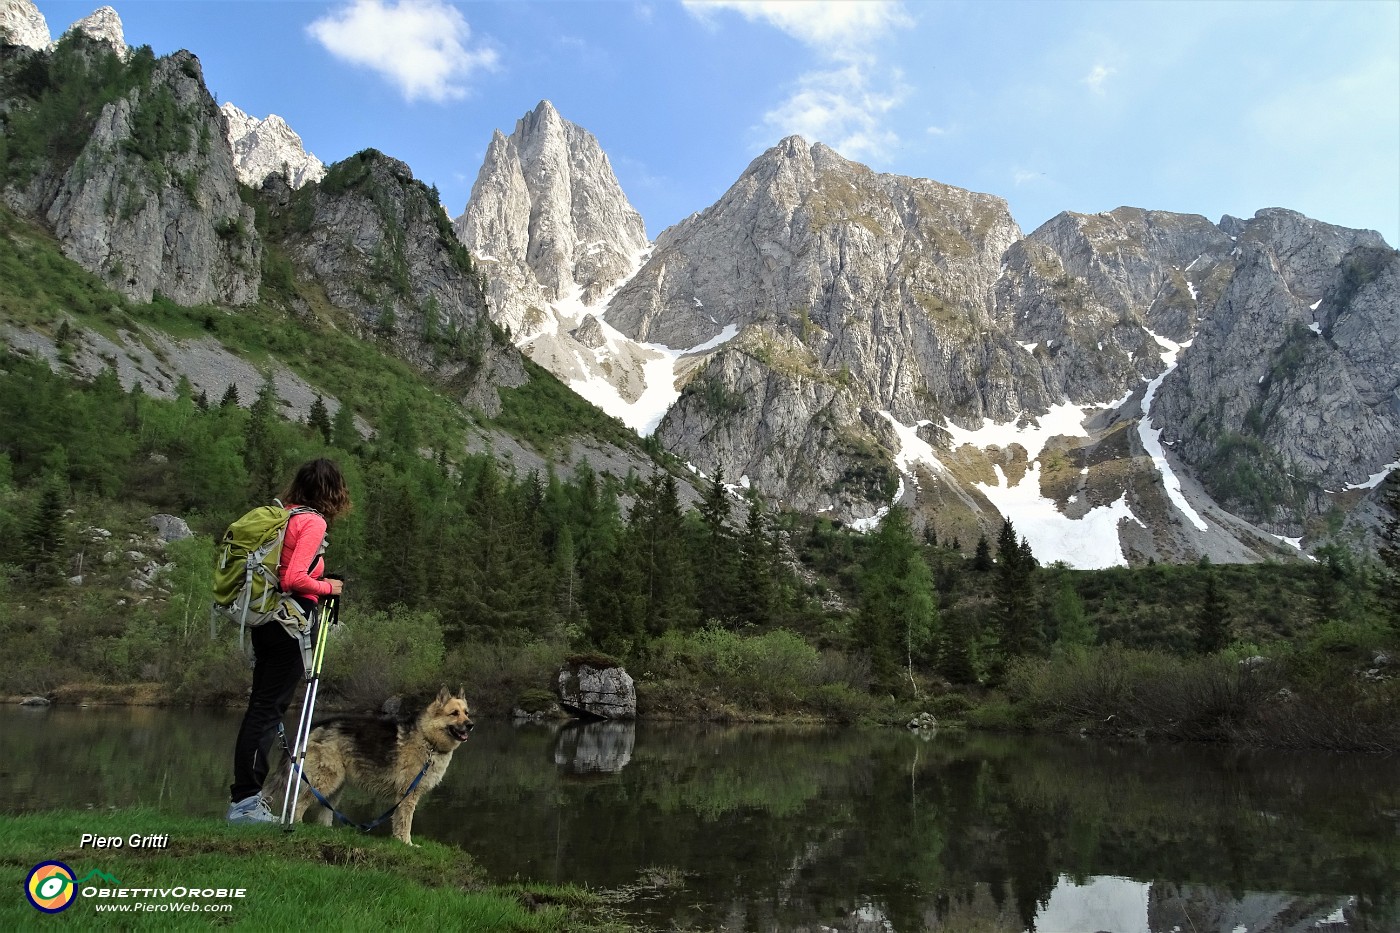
left=277, top=506, right=332, bottom=602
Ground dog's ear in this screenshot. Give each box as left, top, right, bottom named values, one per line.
left=454, top=684, right=466, bottom=700
left=436, top=685, right=452, bottom=704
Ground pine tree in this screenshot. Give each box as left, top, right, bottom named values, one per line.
left=243, top=375, right=283, bottom=499
left=218, top=383, right=240, bottom=409
left=23, top=472, right=68, bottom=586
left=938, top=616, right=979, bottom=686
left=856, top=506, right=938, bottom=694
left=696, top=470, right=738, bottom=623
left=1051, top=577, right=1095, bottom=648
left=626, top=472, right=696, bottom=636
left=1195, top=567, right=1231, bottom=654
left=308, top=395, right=332, bottom=445
left=738, top=497, right=777, bottom=625
left=972, top=533, right=993, bottom=572
left=331, top=401, right=358, bottom=451
left=1380, top=470, right=1400, bottom=634
left=996, top=519, right=1040, bottom=656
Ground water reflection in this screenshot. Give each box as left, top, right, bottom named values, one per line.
left=552, top=720, right=635, bottom=774
left=3, top=709, right=1397, bottom=932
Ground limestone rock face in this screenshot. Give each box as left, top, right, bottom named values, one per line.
left=996, top=208, right=1236, bottom=403
left=220, top=102, right=325, bottom=189
left=1154, top=209, right=1399, bottom=523
left=62, top=6, right=125, bottom=58
left=455, top=99, right=649, bottom=338
left=1, top=0, right=48, bottom=49
left=556, top=660, right=636, bottom=720
left=610, top=136, right=1035, bottom=515
left=265, top=149, right=525, bottom=414
left=5, top=45, right=261, bottom=305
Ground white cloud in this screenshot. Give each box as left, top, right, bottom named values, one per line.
left=763, top=65, right=905, bottom=159
left=683, top=0, right=910, bottom=61
left=1013, top=168, right=1045, bottom=186
left=1083, top=63, right=1115, bottom=95
left=684, top=1, right=912, bottom=159
left=307, top=0, right=497, bottom=103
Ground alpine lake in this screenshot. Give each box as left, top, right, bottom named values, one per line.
left=3, top=705, right=1398, bottom=932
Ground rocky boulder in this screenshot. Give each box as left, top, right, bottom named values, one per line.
left=148, top=513, right=192, bottom=542
left=555, top=657, right=636, bottom=720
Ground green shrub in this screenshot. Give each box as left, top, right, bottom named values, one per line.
left=324, top=605, right=445, bottom=709
left=171, top=638, right=251, bottom=706
left=447, top=638, right=569, bottom=716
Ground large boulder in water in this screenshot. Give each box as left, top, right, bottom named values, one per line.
left=556, top=656, right=635, bottom=720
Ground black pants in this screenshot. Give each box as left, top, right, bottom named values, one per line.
left=229, top=612, right=314, bottom=802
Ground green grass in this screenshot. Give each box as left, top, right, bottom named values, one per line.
left=0, top=809, right=629, bottom=931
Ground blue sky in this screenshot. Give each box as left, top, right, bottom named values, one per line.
left=31, top=0, right=1400, bottom=246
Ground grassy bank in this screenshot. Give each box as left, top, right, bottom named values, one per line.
left=1, top=810, right=630, bottom=931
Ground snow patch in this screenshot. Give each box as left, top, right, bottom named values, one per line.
left=1271, top=533, right=1304, bottom=551
left=1138, top=329, right=1209, bottom=531
left=566, top=320, right=739, bottom=435
left=1344, top=461, right=1400, bottom=491
left=1310, top=299, right=1322, bottom=311
left=943, top=401, right=1100, bottom=462
left=1186, top=281, right=1198, bottom=301
left=1307, top=322, right=1322, bottom=335
left=877, top=405, right=1143, bottom=568
left=1018, top=341, right=1039, bottom=354
left=977, top=464, right=1142, bottom=569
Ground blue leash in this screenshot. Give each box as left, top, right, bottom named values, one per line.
left=277, top=723, right=432, bottom=833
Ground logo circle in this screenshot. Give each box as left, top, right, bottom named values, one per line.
left=25, top=861, right=77, bottom=913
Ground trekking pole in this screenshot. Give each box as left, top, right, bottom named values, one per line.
left=280, top=594, right=339, bottom=831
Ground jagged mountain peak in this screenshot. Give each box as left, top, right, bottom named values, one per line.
left=455, top=100, right=649, bottom=337
left=220, top=102, right=326, bottom=190
left=1, top=0, right=48, bottom=49
left=64, top=5, right=125, bottom=58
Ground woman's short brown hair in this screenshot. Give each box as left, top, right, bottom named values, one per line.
left=282, top=458, right=352, bottom=520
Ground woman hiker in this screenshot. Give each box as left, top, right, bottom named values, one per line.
left=227, top=458, right=350, bottom=824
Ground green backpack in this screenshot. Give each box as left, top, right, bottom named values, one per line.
left=212, top=502, right=320, bottom=645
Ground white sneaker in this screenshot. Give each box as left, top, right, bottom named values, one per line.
left=226, top=794, right=277, bottom=824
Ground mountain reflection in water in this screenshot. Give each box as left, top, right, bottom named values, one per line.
left=3, top=708, right=1395, bottom=932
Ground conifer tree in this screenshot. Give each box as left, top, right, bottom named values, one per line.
left=697, top=469, right=738, bottom=623
left=738, top=496, right=777, bottom=625
left=627, top=472, right=696, bottom=636
left=308, top=394, right=332, bottom=445
left=996, top=519, right=1040, bottom=656
left=23, top=472, right=68, bottom=586
left=1380, top=470, right=1400, bottom=633
left=1050, top=577, right=1095, bottom=648
left=219, top=383, right=240, bottom=409
left=973, top=534, right=993, bottom=572
left=330, top=401, right=358, bottom=451
left=1195, top=567, right=1231, bottom=654
left=243, top=376, right=283, bottom=499
left=856, top=507, right=938, bottom=693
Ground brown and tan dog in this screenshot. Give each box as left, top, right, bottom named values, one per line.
left=275, top=686, right=473, bottom=845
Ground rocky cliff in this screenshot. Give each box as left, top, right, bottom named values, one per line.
left=259, top=149, right=524, bottom=414
left=450, top=113, right=1398, bottom=561
left=612, top=136, right=1040, bottom=515
left=455, top=99, right=648, bottom=337
left=221, top=102, right=325, bottom=190
left=1154, top=210, right=1399, bottom=526
left=0, top=0, right=48, bottom=50
left=1, top=35, right=259, bottom=305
